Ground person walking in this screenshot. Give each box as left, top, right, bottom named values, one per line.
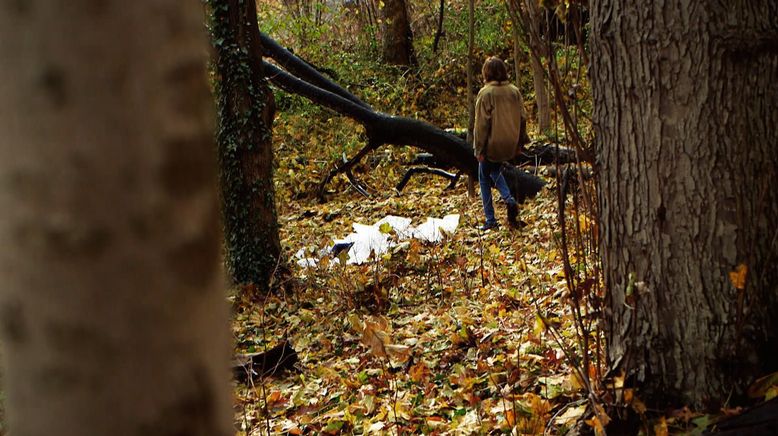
left=473, top=56, right=526, bottom=231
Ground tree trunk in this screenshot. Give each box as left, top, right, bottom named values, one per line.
left=381, top=0, right=416, bottom=65
left=0, top=1, right=232, bottom=434
left=525, top=1, right=550, bottom=132
left=508, top=10, right=529, bottom=125
left=466, top=0, right=476, bottom=144
left=591, top=0, right=778, bottom=410
left=432, top=0, right=445, bottom=52
left=208, top=0, right=284, bottom=288
left=529, top=52, right=550, bottom=132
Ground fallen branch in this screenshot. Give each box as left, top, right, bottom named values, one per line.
left=233, top=340, right=299, bottom=382
left=256, top=32, right=562, bottom=204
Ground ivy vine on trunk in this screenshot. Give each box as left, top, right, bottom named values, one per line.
left=206, top=0, right=284, bottom=288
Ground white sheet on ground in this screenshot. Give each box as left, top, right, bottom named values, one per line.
left=299, top=214, right=460, bottom=266
left=411, top=214, right=460, bottom=243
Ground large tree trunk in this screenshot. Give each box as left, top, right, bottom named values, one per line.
left=591, top=0, right=778, bottom=410
left=381, top=0, right=416, bottom=65
left=0, top=1, right=232, bottom=434
left=208, top=0, right=284, bottom=287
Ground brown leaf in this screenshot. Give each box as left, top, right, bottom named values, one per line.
left=729, top=263, right=748, bottom=290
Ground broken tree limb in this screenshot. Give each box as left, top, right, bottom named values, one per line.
left=317, top=141, right=381, bottom=198
left=396, top=167, right=460, bottom=192
left=261, top=43, right=546, bottom=203
left=513, top=143, right=578, bottom=166
left=259, top=32, right=372, bottom=110
left=264, top=62, right=474, bottom=170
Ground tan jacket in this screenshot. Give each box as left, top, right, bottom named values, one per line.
left=473, top=81, right=525, bottom=162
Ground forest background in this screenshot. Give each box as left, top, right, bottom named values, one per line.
left=234, top=0, right=605, bottom=433
left=0, top=0, right=776, bottom=435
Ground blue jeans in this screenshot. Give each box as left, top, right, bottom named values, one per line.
left=479, top=161, right=516, bottom=225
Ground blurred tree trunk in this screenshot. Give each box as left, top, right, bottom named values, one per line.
left=207, top=0, right=284, bottom=288
left=381, top=0, right=416, bottom=65
left=591, top=0, right=778, bottom=410
left=0, top=1, right=232, bottom=434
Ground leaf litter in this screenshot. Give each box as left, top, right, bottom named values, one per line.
left=232, top=156, right=604, bottom=434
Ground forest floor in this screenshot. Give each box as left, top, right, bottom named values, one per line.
left=230, top=143, right=609, bottom=435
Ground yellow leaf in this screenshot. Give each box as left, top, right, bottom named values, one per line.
left=729, top=263, right=748, bottom=289
left=533, top=313, right=545, bottom=337
left=348, top=313, right=363, bottom=333
left=567, top=372, right=584, bottom=391
left=747, top=371, right=778, bottom=399
left=555, top=404, right=586, bottom=427
left=579, top=214, right=592, bottom=232
left=654, top=417, right=669, bottom=436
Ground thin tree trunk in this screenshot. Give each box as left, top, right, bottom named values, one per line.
left=208, top=0, right=284, bottom=288
left=466, top=0, right=476, bottom=144
left=509, top=12, right=528, bottom=121
left=432, top=0, right=445, bottom=52
left=525, top=0, right=550, bottom=132
left=0, top=1, right=232, bottom=434
left=530, top=53, right=550, bottom=132
left=591, top=0, right=778, bottom=410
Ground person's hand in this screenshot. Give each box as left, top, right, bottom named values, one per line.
left=477, top=154, right=485, bottom=162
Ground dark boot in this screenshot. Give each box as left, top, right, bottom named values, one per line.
left=507, top=202, right=520, bottom=228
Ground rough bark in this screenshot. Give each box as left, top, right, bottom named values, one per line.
left=0, top=1, right=232, bottom=435
left=591, top=0, right=778, bottom=409
left=209, top=0, right=284, bottom=287
left=381, top=0, right=416, bottom=65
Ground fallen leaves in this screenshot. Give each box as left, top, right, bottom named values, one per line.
left=231, top=120, right=604, bottom=433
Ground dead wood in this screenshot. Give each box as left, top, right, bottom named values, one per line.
left=233, top=340, right=299, bottom=382
left=260, top=32, right=547, bottom=203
